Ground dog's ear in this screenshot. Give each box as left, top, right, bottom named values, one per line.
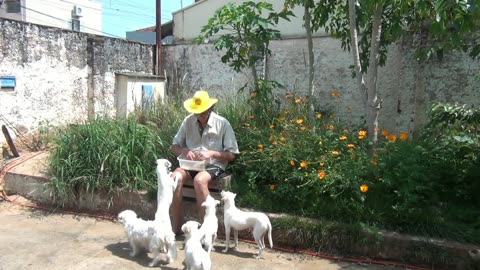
left=164, top=160, right=172, bottom=169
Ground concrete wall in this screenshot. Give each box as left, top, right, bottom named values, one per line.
left=0, top=19, right=155, bottom=145
left=163, top=36, right=480, bottom=135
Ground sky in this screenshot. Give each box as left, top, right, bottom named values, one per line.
left=100, top=0, right=194, bottom=38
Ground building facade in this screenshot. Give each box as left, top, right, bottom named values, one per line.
left=0, top=0, right=102, bottom=35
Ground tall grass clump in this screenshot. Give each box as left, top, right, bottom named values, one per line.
left=49, top=99, right=187, bottom=205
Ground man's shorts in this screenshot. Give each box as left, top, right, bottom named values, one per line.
left=186, top=165, right=225, bottom=180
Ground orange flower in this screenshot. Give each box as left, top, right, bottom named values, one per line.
left=373, top=151, right=379, bottom=157
left=251, top=92, right=257, bottom=98
left=257, top=144, right=264, bottom=150
left=331, top=90, right=339, bottom=97
left=296, top=118, right=304, bottom=124
left=272, top=141, right=278, bottom=145
left=300, top=161, right=307, bottom=168
left=339, top=135, right=347, bottom=141
left=399, top=132, right=409, bottom=141
left=370, top=159, right=377, bottom=166
left=358, top=130, right=367, bottom=136
left=343, top=129, right=349, bottom=132
left=270, top=184, right=275, bottom=190
left=244, top=122, right=250, bottom=127
left=358, top=135, right=366, bottom=140
left=269, top=124, right=275, bottom=129
left=360, top=184, right=369, bottom=193
left=316, top=113, right=322, bottom=119
left=269, top=134, right=274, bottom=141
left=318, top=170, right=326, bottom=179
left=285, top=92, right=293, bottom=99
left=387, top=134, right=397, bottom=142
left=279, top=135, right=286, bottom=141
left=319, top=161, right=325, bottom=166
left=300, top=126, right=307, bottom=131
left=295, top=98, right=302, bottom=104
left=332, top=150, right=339, bottom=155
left=249, top=114, right=254, bottom=119
left=290, top=160, right=295, bottom=166
left=347, top=143, right=355, bottom=148
left=381, top=129, right=389, bottom=136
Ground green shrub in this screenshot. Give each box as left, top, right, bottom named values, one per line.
left=48, top=96, right=480, bottom=244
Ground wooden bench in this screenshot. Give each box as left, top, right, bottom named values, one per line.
left=182, top=173, right=232, bottom=201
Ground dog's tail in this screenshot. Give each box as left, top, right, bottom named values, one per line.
left=267, top=220, right=273, bottom=248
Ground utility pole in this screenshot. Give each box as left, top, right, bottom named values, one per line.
left=156, top=0, right=162, bottom=75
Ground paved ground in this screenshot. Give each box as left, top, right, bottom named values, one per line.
left=0, top=196, right=411, bottom=270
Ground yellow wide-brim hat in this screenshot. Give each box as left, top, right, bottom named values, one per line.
left=183, top=90, right=218, bottom=114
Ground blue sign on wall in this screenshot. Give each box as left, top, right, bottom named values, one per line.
left=142, top=84, right=153, bottom=109
left=0, top=76, right=16, bottom=88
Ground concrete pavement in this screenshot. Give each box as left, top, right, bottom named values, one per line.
left=0, top=196, right=408, bottom=270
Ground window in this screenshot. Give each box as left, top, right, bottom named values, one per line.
left=5, top=0, right=20, bottom=13
left=71, top=18, right=80, bottom=31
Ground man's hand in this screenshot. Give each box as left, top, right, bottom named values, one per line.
left=195, top=150, right=214, bottom=161
left=184, top=150, right=197, bottom=160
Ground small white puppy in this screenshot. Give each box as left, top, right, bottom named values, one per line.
left=199, top=195, right=220, bottom=253
left=182, top=221, right=212, bottom=270
left=221, top=190, right=273, bottom=258
left=117, top=210, right=155, bottom=257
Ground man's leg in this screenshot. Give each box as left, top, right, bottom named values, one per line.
left=193, top=171, right=212, bottom=221
left=171, top=168, right=191, bottom=234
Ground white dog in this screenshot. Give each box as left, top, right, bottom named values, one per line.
left=199, top=195, right=220, bottom=253
left=149, top=158, right=179, bottom=265
left=221, top=190, right=273, bottom=258
left=118, top=209, right=154, bottom=257
left=117, top=209, right=177, bottom=267
left=182, top=221, right=212, bottom=270
left=155, top=158, right=179, bottom=223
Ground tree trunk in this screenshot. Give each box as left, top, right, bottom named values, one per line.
left=412, top=31, right=428, bottom=138
left=304, top=2, right=316, bottom=124
left=348, top=0, right=367, bottom=107
left=365, top=4, right=383, bottom=147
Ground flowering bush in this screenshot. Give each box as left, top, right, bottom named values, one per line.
left=228, top=91, right=374, bottom=221
left=224, top=95, right=480, bottom=243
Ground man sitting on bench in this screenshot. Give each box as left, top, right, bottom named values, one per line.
left=169, top=90, right=239, bottom=235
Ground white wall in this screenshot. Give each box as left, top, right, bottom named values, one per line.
left=115, top=73, right=165, bottom=119
left=0, top=19, right=155, bottom=146
left=163, top=37, right=480, bottom=136
left=173, top=0, right=326, bottom=42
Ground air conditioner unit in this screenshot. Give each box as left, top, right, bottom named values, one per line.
left=72, top=6, right=83, bottom=17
